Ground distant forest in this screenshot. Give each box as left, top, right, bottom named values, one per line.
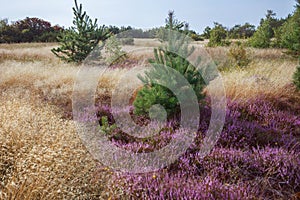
left=0, top=2, right=297, bottom=47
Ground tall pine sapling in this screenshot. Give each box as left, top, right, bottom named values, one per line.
left=52, top=0, right=110, bottom=63
left=133, top=15, right=207, bottom=119
left=157, top=11, right=189, bottom=41
left=104, top=35, right=127, bottom=65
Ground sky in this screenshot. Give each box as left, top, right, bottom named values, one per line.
left=0, top=0, right=296, bottom=33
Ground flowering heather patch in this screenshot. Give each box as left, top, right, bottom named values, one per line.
left=88, top=97, right=300, bottom=199
left=112, top=171, right=254, bottom=199
left=107, top=147, right=300, bottom=199
left=191, top=98, right=300, bottom=151
left=93, top=97, right=300, bottom=152
left=217, top=98, right=300, bottom=150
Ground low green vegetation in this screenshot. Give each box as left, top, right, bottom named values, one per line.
left=227, top=42, right=251, bottom=68
left=104, top=35, right=127, bottom=65
left=293, top=59, right=300, bottom=90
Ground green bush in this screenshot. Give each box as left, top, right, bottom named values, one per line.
left=207, top=23, right=230, bottom=47
left=133, top=32, right=206, bottom=119
left=51, top=0, right=110, bottom=63
left=190, top=33, right=204, bottom=41
left=99, top=116, right=117, bottom=135
left=133, top=84, right=179, bottom=118
left=248, top=20, right=272, bottom=48
left=104, top=35, right=127, bottom=65
left=293, top=59, right=300, bottom=90
left=37, top=31, right=60, bottom=43
left=278, top=1, right=300, bottom=56
left=228, top=43, right=251, bottom=68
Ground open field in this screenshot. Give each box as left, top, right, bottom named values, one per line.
left=0, top=40, right=299, bottom=199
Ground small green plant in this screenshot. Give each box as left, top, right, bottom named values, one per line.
left=99, top=116, right=117, bottom=135
left=293, top=59, right=300, bottom=90
left=227, top=42, right=251, bottom=68
left=51, top=0, right=110, bottom=63
left=104, top=35, right=127, bottom=65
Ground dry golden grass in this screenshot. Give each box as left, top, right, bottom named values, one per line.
left=219, top=59, right=298, bottom=100
left=0, top=42, right=299, bottom=199
left=0, top=44, right=130, bottom=198
left=204, top=47, right=299, bottom=104
left=0, top=43, right=59, bottom=64
left=0, top=95, right=113, bottom=199
left=132, top=38, right=161, bottom=47
left=0, top=43, right=57, bottom=49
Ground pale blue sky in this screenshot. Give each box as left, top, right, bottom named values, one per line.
left=0, top=0, right=296, bottom=33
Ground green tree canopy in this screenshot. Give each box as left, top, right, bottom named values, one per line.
left=229, top=23, right=256, bottom=39
left=278, top=0, right=300, bottom=55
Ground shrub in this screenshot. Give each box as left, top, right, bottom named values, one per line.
left=99, top=116, right=117, bottom=135
left=202, top=26, right=211, bottom=39
left=190, top=33, right=204, bottom=41
left=207, top=22, right=230, bottom=47
left=37, top=31, right=61, bottom=43
left=293, top=59, right=300, bottom=90
left=13, top=17, right=52, bottom=42
left=227, top=42, right=251, bottom=68
left=248, top=20, right=272, bottom=48
left=51, top=0, right=110, bottom=63
left=133, top=84, right=179, bottom=118
left=111, top=147, right=300, bottom=199
left=104, top=35, right=127, bottom=65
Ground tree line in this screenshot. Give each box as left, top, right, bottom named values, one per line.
left=0, top=17, right=63, bottom=43
left=0, top=17, right=203, bottom=43
left=1, top=0, right=299, bottom=57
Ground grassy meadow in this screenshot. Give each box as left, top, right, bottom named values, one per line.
left=0, top=40, right=299, bottom=199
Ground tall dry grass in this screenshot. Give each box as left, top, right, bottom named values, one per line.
left=205, top=47, right=299, bottom=107
left=0, top=43, right=59, bottom=63
left=0, top=95, right=114, bottom=199
left=0, top=44, right=130, bottom=198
